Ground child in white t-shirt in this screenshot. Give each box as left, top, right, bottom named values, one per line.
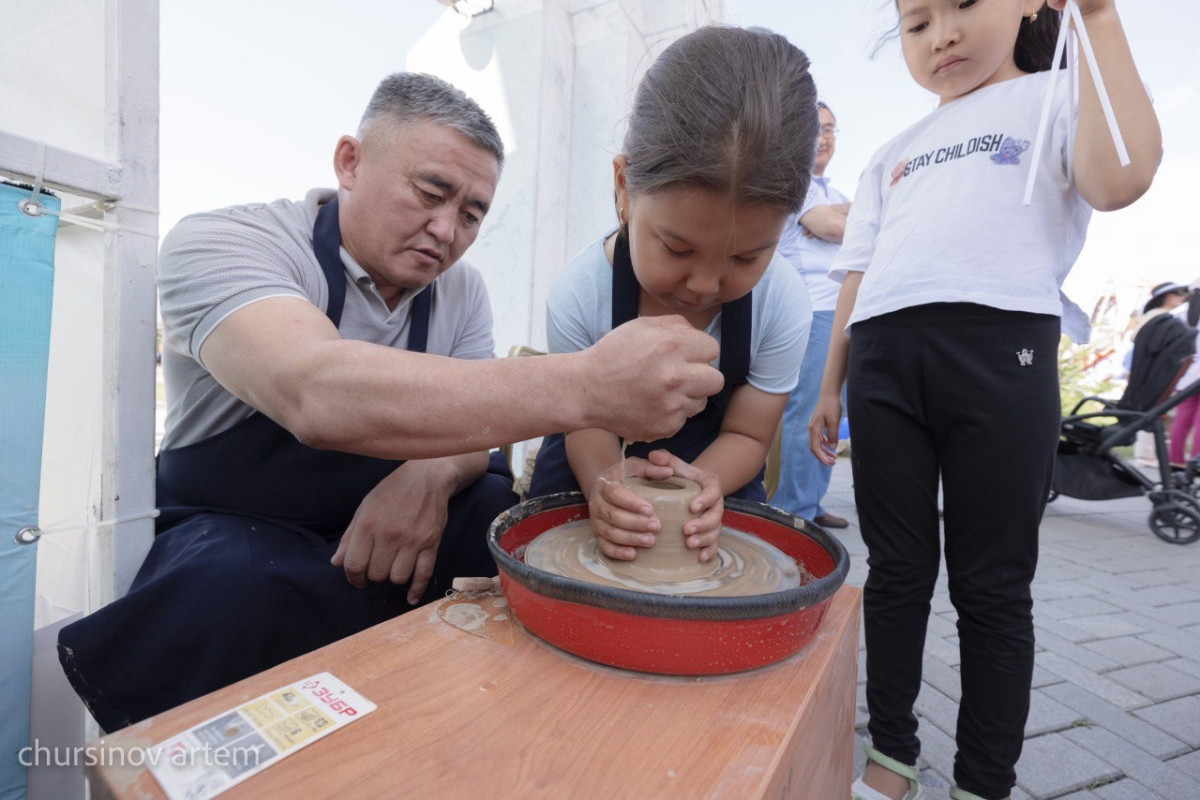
left=809, top=3, right=1161, bottom=800
left=528, top=26, right=815, bottom=564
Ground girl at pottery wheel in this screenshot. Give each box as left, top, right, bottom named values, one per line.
left=527, top=25, right=818, bottom=566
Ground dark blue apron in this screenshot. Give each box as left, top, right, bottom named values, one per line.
left=527, top=233, right=765, bottom=501
left=153, top=196, right=433, bottom=539
left=59, top=196, right=516, bottom=731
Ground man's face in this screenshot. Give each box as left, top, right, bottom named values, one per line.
left=334, top=118, right=500, bottom=306
left=814, top=106, right=837, bottom=175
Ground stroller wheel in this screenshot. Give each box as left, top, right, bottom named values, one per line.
left=1148, top=503, right=1200, bottom=545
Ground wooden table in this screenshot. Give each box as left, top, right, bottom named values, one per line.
left=87, top=585, right=861, bottom=799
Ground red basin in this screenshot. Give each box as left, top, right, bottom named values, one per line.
left=487, top=493, right=850, bottom=675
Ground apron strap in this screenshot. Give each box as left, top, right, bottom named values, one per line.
left=406, top=285, right=432, bottom=354
left=313, top=195, right=432, bottom=352
left=312, top=196, right=348, bottom=328
left=611, top=232, right=641, bottom=330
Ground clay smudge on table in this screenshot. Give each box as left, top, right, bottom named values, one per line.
left=440, top=602, right=491, bottom=632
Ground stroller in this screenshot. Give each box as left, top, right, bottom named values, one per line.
left=1052, top=311, right=1200, bottom=544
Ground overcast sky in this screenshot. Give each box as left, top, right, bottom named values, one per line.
left=160, top=1, right=1199, bottom=313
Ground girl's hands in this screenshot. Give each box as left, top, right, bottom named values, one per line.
left=808, top=392, right=843, bottom=467
left=588, top=449, right=724, bottom=562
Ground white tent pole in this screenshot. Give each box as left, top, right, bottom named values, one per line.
left=96, top=0, right=159, bottom=605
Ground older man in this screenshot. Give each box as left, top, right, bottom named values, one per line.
left=772, top=101, right=853, bottom=529
left=59, top=73, right=723, bottom=732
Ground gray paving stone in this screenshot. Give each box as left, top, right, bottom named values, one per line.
left=1126, top=584, right=1200, bottom=608
left=930, top=594, right=956, bottom=615
left=1039, top=564, right=1095, bottom=583
left=1014, top=732, right=1122, bottom=798
left=922, top=654, right=962, bottom=703
left=1032, top=663, right=1067, bottom=690
left=927, top=610, right=959, bottom=639
left=1140, top=601, right=1200, bottom=629
left=1043, top=596, right=1126, bottom=618
left=1064, top=724, right=1199, bottom=798
left=1036, top=652, right=1149, bottom=709
left=1039, top=615, right=1104, bottom=645
left=1034, top=579, right=1100, bottom=602
left=1027, top=689, right=1086, bottom=736
left=1168, top=749, right=1200, bottom=781
left=1093, top=778, right=1170, bottom=799
left=1107, top=610, right=1183, bottom=638
left=1076, top=573, right=1150, bottom=596
left=1120, top=569, right=1191, bottom=589
left=1133, top=696, right=1200, bottom=747
left=1041, top=683, right=1189, bottom=760
left=1141, top=626, right=1200, bottom=661
left=925, top=634, right=961, bottom=668
left=1082, top=635, right=1175, bottom=669
left=1106, top=660, right=1200, bottom=703
left=1063, top=614, right=1151, bottom=640
left=913, top=683, right=959, bottom=739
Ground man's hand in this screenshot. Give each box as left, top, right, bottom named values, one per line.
left=331, top=454, right=484, bottom=603
left=582, top=316, right=723, bottom=442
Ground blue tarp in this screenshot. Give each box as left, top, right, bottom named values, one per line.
left=0, top=182, right=58, bottom=800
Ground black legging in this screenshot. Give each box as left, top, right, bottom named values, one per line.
left=847, top=303, right=1060, bottom=800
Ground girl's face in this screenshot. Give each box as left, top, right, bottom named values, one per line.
left=897, top=0, right=1041, bottom=105
left=613, top=160, right=788, bottom=324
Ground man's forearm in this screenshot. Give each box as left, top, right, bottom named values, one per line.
left=202, top=299, right=723, bottom=461
left=284, top=341, right=597, bottom=459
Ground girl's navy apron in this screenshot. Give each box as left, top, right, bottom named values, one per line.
left=528, top=233, right=765, bottom=502
left=58, top=197, right=517, bottom=732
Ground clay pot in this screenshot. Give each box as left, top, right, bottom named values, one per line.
left=609, top=476, right=717, bottom=581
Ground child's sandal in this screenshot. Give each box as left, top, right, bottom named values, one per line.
left=949, top=788, right=996, bottom=800
left=849, top=744, right=925, bottom=800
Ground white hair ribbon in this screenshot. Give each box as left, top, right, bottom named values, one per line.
left=1023, top=0, right=1131, bottom=206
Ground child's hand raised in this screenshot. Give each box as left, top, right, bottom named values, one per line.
left=587, top=449, right=724, bottom=562
left=1045, top=0, right=1115, bottom=17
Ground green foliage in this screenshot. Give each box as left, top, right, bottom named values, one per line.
left=1058, top=334, right=1118, bottom=417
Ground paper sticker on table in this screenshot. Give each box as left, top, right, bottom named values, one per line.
left=147, top=672, right=375, bottom=800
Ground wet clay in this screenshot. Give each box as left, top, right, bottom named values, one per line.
left=617, top=476, right=715, bottom=582
left=523, top=477, right=807, bottom=597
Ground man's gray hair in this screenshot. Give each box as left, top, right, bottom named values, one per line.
left=359, top=72, right=505, bottom=170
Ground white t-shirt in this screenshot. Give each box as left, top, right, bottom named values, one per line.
left=831, top=71, right=1093, bottom=341
left=158, top=188, right=496, bottom=448
left=546, top=236, right=811, bottom=395
left=775, top=176, right=851, bottom=313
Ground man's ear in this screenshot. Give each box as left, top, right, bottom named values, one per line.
left=333, top=135, right=362, bottom=191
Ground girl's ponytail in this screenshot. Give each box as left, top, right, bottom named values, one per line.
left=1014, top=2, right=1063, bottom=73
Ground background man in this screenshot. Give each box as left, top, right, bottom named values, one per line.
left=59, top=73, right=723, bottom=731
left=772, top=101, right=852, bottom=529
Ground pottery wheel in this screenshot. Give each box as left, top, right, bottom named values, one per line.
left=522, top=519, right=807, bottom=597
